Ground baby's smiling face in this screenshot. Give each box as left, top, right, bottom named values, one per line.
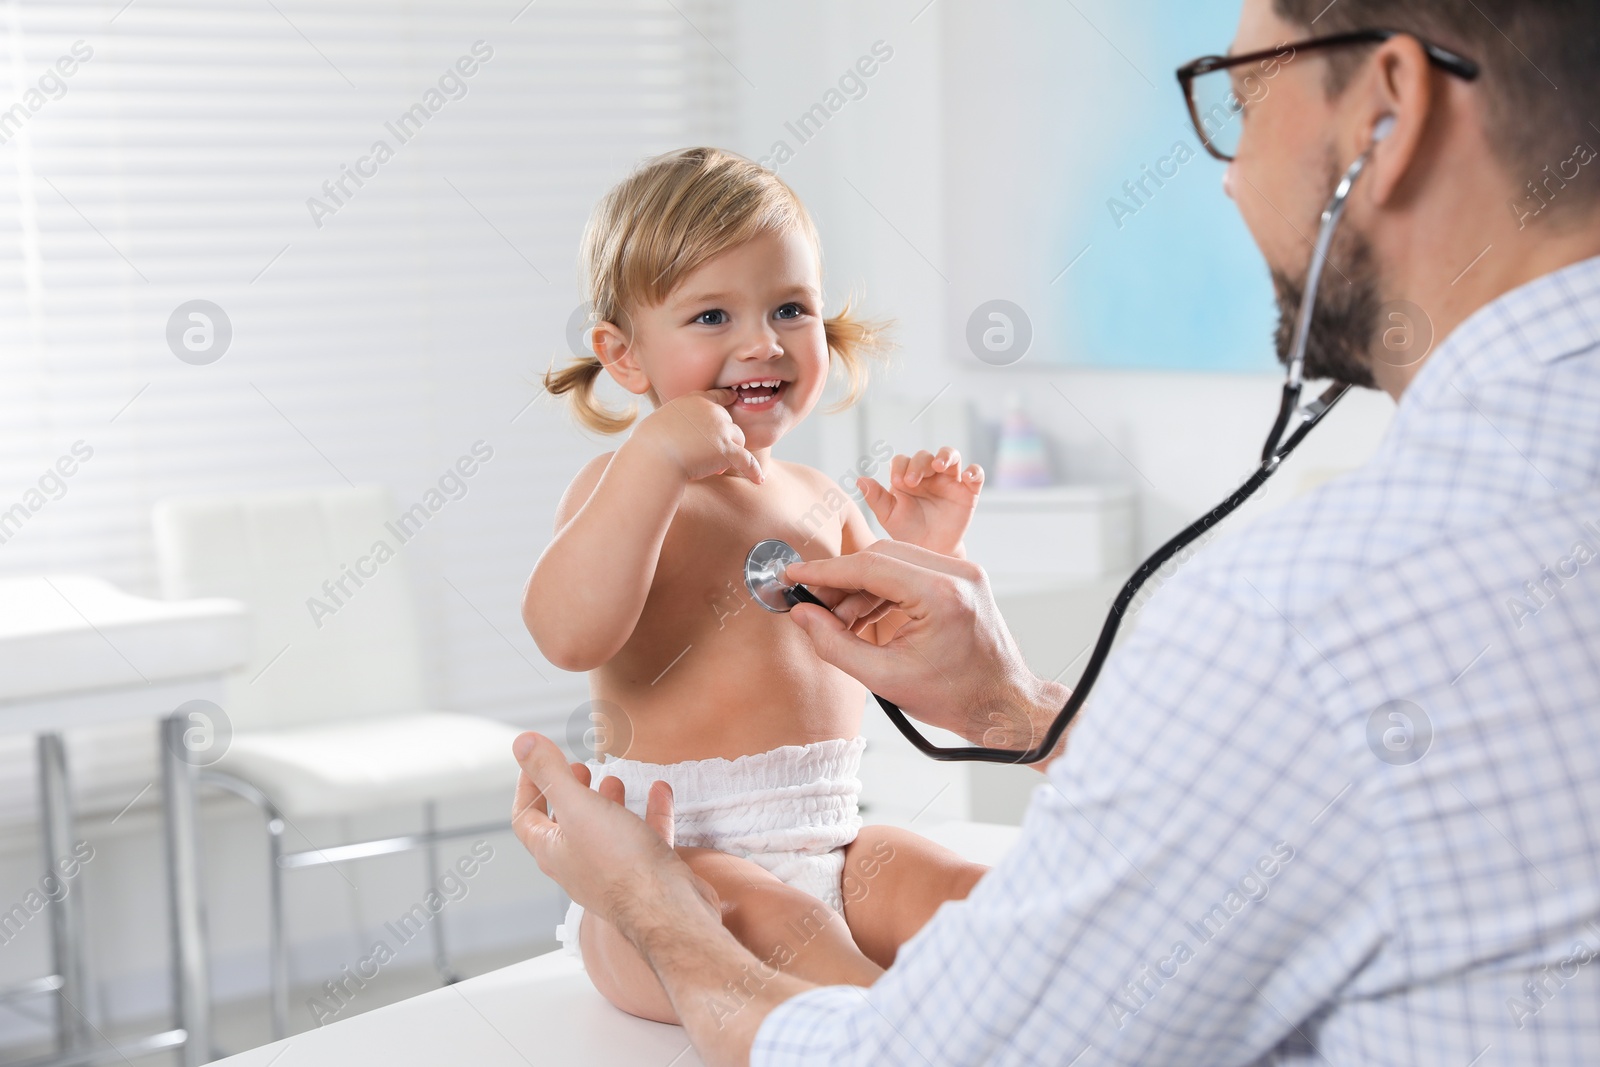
left=605, top=228, right=829, bottom=454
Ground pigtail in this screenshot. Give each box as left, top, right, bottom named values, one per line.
left=822, top=299, right=893, bottom=411
left=543, top=354, right=638, bottom=435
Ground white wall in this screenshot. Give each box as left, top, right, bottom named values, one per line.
left=739, top=0, right=1398, bottom=557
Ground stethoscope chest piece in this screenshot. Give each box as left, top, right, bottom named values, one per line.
left=744, top=538, right=807, bottom=612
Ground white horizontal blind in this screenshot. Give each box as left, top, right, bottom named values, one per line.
left=0, top=0, right=734, bottom=727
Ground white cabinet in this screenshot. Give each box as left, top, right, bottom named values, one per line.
left=963, top=485, right=1136, bottom=583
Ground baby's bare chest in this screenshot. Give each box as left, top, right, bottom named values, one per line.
left=641, top=475, right=847, bottom=641
left=595, top=471, right=869, bottom=757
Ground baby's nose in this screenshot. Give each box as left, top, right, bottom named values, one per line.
left=736, top=331, right=783, bottom=359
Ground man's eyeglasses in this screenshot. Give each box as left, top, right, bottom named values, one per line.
left=1176, top=29, right=1480, bottom=162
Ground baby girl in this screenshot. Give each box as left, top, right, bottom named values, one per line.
left=525, top=147, right=988, bottom=1023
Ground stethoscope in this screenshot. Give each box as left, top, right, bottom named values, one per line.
left=745, top=118, right=1394, bottom=763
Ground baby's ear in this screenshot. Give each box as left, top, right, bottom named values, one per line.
left=592, top=320, right=651, bottom=396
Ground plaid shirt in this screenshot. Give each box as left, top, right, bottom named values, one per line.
left=754, top=255, right=1600, bottom=1066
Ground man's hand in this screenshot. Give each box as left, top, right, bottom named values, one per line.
left=857, top=447, right=983, bottom=557
left=785, top=541, right=1070, bottom=765
left=510, top=732, right=717, bottom=932
left=510, top=732, right=811, bottom=1066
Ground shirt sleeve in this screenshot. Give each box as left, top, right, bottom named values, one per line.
left=752, top=573, right=1388, bottom=1066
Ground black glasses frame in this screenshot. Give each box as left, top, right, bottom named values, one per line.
left=1176, top=29, right=1481, bottom=162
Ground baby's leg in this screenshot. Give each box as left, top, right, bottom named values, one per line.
left=840, top=825, right=988, bottom=968
left=581, top=846, right=884, bottom=1024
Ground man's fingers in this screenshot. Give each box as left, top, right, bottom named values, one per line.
left=787, top=541, right=966, bottom=608
left=645, top=780, right=675, bottom=848
left=597, top=774, right=625, bottom=807
left=799, top=581, right=847, bottom=611
left=833, top=590, right=885, bottom=626
left=790, top=602, right=893, bottom=679
left=795, top=538, right=975, bottom=579
left=512, top=769, right=546, bottom=828
left=785, top=551, right=913, bottom=608
left=512, top=732, right=588, bottom=813
left=854, top=599, right=897, bottom=628
left=511, top=770, right=560, bottom=866
left=570, top=762, right=592, bottom=789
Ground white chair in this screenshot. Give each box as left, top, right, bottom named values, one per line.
left=151, top=486, right=524, bottom=1040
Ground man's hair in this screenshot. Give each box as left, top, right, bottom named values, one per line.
left=1275, top=0, right=1600, bottom=205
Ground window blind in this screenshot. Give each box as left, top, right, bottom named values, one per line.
left=0, top=0, right=735, bottom=816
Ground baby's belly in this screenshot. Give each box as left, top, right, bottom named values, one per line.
left=589, top=615, right=866, bottom=765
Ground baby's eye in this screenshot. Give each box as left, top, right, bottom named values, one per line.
left=774, top=302, right=806, bottom=320
left=694, top=309, right=728, bottom=326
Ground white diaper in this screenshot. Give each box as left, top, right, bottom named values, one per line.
left=555, top=735, right=865, bottom=963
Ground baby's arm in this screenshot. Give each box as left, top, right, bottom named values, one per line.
left=522, top=443, right=687, bottom=671
left=523, top=390, right=761, bottom=671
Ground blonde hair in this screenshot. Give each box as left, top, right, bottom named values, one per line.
left=545, top=147, right=889, bottom=434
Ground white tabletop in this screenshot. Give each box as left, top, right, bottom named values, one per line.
left=212, top=819, right=1025, bottom=1067
left=0, top=574, right=250, bottom=730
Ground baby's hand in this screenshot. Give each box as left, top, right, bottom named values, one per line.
left=633, top=390, right=764, bottom=484
left=858, top=447, right=983, bottom=556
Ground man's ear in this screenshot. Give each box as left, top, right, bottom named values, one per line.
left=1357, top=34, right=1437, bottom=208
left=591, top=319, right=651, bottom=396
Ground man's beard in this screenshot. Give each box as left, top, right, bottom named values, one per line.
left=1270, top=209, right=1382, bottom=389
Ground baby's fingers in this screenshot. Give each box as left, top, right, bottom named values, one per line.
left=934, top=447, right=962, bottom=474
left=890, top=452, right=910, bottom=490
left=726, top=446, right=765, bottom=485
left=857, top=476, right=893, bottom=526
left=716, top=415, right=764, bottom=484
left=900, top=450, right=937, bottom=489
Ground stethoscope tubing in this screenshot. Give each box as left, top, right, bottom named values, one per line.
left=867, top=143, right=1378, bottom=763
left=866, top=380, right=1347, bottom=763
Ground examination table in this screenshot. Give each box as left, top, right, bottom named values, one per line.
left=211, top=819, right=1022, bottom=1066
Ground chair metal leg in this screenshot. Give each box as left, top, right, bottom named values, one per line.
left=267, top=814, right=289, bottom=1040
left=422, top=802, right=460, bottom=986
left=37, top=732, right=94, bottom=1053
left=184, top=770, right=505, bottom=1041
left=161, top=714, right=212, bottom=1067
left=197, top=769, right=292, bottom=1041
